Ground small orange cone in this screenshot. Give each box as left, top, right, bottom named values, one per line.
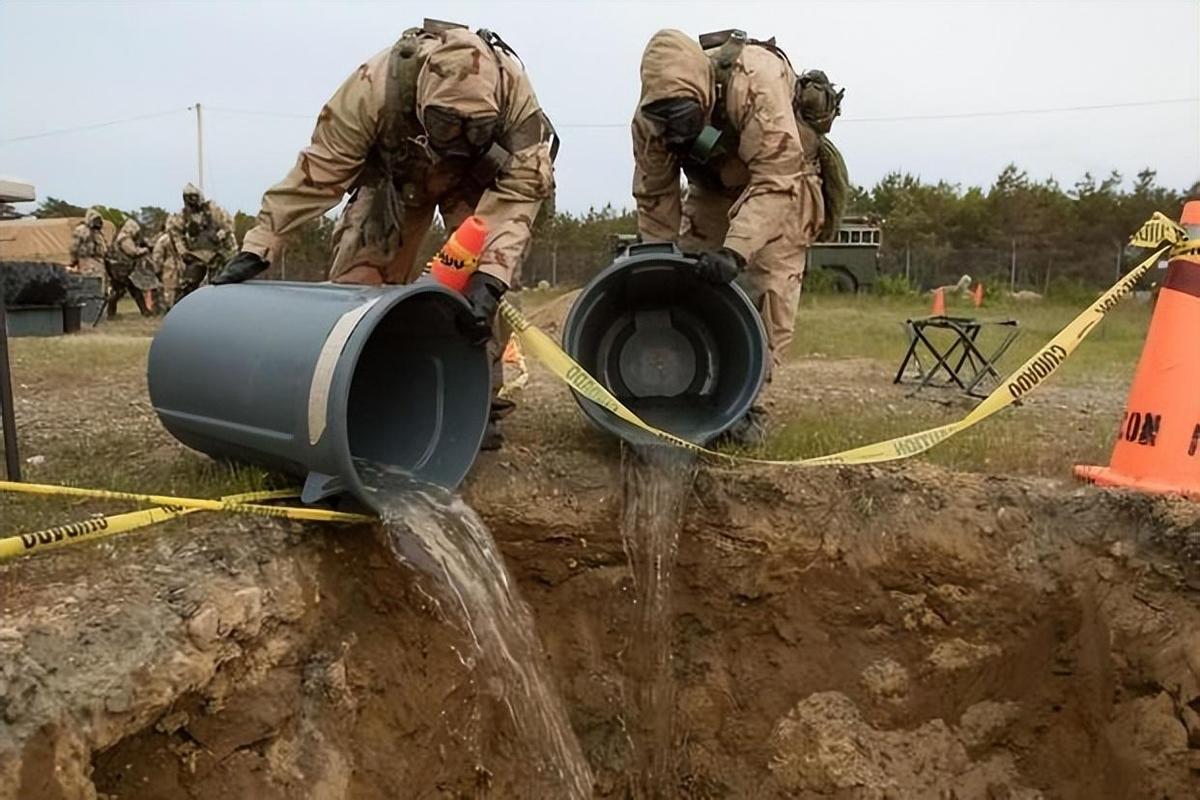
left=930, top=287, right=946, bottom=316
left=1075, top=201, right=1200, bottom=497
left=972, top=282, right=984, bottom=308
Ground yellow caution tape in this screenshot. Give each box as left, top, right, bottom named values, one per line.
left=502, top=213, right=1190, bottom=467
left=0, top=480, right=374, bottom=524
left=0, top=488, right=299, bottom=562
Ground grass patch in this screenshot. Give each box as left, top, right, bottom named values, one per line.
left=790, top=292, right=1150, bottom=385
left=758, top=402, right=1115, bottom=479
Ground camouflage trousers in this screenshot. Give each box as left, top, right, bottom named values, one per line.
left=679, top=178, right=822, bottom=380
left=326, top=183, right=513, bottom=420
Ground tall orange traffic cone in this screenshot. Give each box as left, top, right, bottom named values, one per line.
left=930, top=287, right=946, bottom=316
left=1075, top=201, right=1200, bottom=497
left=972, top=282, right=984, bottom=308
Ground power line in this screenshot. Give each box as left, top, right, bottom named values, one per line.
left=843, top=96, right=1199, bottom=123
left=3, top=96, right=1195, bottom=144
left=205, top=106, right=311, bottom=120
left=553, top=97, right=1200, bottom=127
left=0, top=108, right=190, bottom=145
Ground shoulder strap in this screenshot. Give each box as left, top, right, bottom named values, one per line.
left=382, top=33, right=428, bottom=155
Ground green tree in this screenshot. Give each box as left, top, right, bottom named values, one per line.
left=35, top=197, right=86, bottom=218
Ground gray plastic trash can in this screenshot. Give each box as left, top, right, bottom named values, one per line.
left=148, top=281, right=491, bottom=508
left=563, top=243, right=766, bottom=446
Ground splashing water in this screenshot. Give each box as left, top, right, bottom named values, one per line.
left=618, top=445, right=699, bottom=799
left=357, top=460, right=594, bottom=798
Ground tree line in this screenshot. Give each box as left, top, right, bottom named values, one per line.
left=23, top=164, right=1198, bottom=293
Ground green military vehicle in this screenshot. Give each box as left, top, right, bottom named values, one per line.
left=607, top=218, right=880, bottom=294
left=807, top=215, right=881, bottom=293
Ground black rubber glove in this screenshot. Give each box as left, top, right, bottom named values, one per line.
left=461, top=272, right=506, bottom=346
left=694, top=247, right=745, bottom=284
left=211, top=252, right=268, bottom=285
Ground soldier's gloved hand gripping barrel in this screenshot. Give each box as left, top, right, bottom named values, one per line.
left=563, top=242, right=767, bottom=446
left=147, top=280, right=491, bottom=512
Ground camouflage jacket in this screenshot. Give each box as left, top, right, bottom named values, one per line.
left=167, top=202, right=236, bottom=264
left=240, top=26, right=555, bottom=286
left=632, top=31, right=823, bottom=260
left=70, top=223, right=107, bottom=264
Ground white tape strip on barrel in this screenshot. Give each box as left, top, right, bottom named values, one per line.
left=307, top=297, right=380, bottom=446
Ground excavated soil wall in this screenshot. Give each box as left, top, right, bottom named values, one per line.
left=3, top=458, right=1200, bottom=799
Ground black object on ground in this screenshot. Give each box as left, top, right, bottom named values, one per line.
left=894, top=315, right=1020, bottom=398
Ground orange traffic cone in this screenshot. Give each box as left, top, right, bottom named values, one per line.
left=930, top=287, right=946, bottom=316
left=1075, top=201, right=1200, bottom=497
left=972, top=282, right=984, bottom=308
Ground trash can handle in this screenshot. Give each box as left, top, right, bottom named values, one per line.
left=619, top=241, right=685, bottom=260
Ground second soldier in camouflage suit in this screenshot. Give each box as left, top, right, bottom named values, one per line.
left=213, top=20, right=557, bottom=450
left=103, top=218, right=153, bottom=319
left=151, top=231, right=181, bottom=313
left=167, top=183, right=236, bottom=303
left=632, top=29, right=841, bottom=444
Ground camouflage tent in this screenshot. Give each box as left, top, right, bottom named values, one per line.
left=0, top=217, right=116, bottom=265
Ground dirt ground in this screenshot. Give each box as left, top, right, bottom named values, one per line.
left=2, top=298, right=1200, bottom=798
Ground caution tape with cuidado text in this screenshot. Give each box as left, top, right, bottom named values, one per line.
left=500, top=212, right=1197, bottom=467
left=0, top=482, right=374, bottom=562
left=0, top=488, right=305, bottom=562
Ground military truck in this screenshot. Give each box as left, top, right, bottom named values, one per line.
left=806, top=215, right=881, bottom=293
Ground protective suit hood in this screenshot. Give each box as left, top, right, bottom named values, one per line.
left=84, top=208, right=102, bottom=226
left=182, top=183, right=204, bottom=204
left=416, top=28, right=502, bottom=121
left=638, top=30, right=714, bottom=114
left=119, top=218, right=140, bottom=238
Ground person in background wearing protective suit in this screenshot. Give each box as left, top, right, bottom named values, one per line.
left=69, top=208, right=108, bottom=279
left=150, top=231, right=181, bottom=313
left=167, top=183, right=237, bottom=303
left=631, top=28, right=846, bottom=446
left=101, top=218, right=153, bottom=320
left=212, top=19, right=558, bottom=451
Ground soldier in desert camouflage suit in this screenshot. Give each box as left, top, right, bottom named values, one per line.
left=167, top=183, right=236, bottom=302
left=213, top=20, right=557, bottom=450
left=632, top=29, right=834, bottom=444
left=101, top=218, right=153, bottom=319
left=69, top=208, right=108, bottom=279
left=150, top=231, right=180, bottom=312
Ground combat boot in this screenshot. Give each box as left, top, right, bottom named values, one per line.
left=718, top=404, right=767, bottom=448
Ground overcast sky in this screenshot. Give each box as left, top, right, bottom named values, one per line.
left=2, top=0, right=1197, bottom=218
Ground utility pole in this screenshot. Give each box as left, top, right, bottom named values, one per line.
left=193, top=103, right=205, bottom=194
left=1009, top=238, right=1017, bottom=293
left=0, top=279, right=21, bottom=481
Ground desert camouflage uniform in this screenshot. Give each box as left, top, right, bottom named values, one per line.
left=168, top=186, right=237, bottom=302
left=151, top=232, right=181, bottom=311
left=632, top=30, right=824, bottom=376
left=240, top=26, right=553, bottom=288
left=239, top=24, right=555, bottom=413
left=104, top=218, right=152, bottom=317
left=69, top=208, right=109, bottom=279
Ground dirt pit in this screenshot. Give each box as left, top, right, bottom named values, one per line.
left=4, top=446, right=1200, bottom=799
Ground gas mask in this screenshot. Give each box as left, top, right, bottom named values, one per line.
left=421, top=106, right=499, bottom=162
left=640, top=97, right=726, bottom=163
left=184, top=193, right=202, bottom=212
left=89, top=217, right=103, bottom=230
